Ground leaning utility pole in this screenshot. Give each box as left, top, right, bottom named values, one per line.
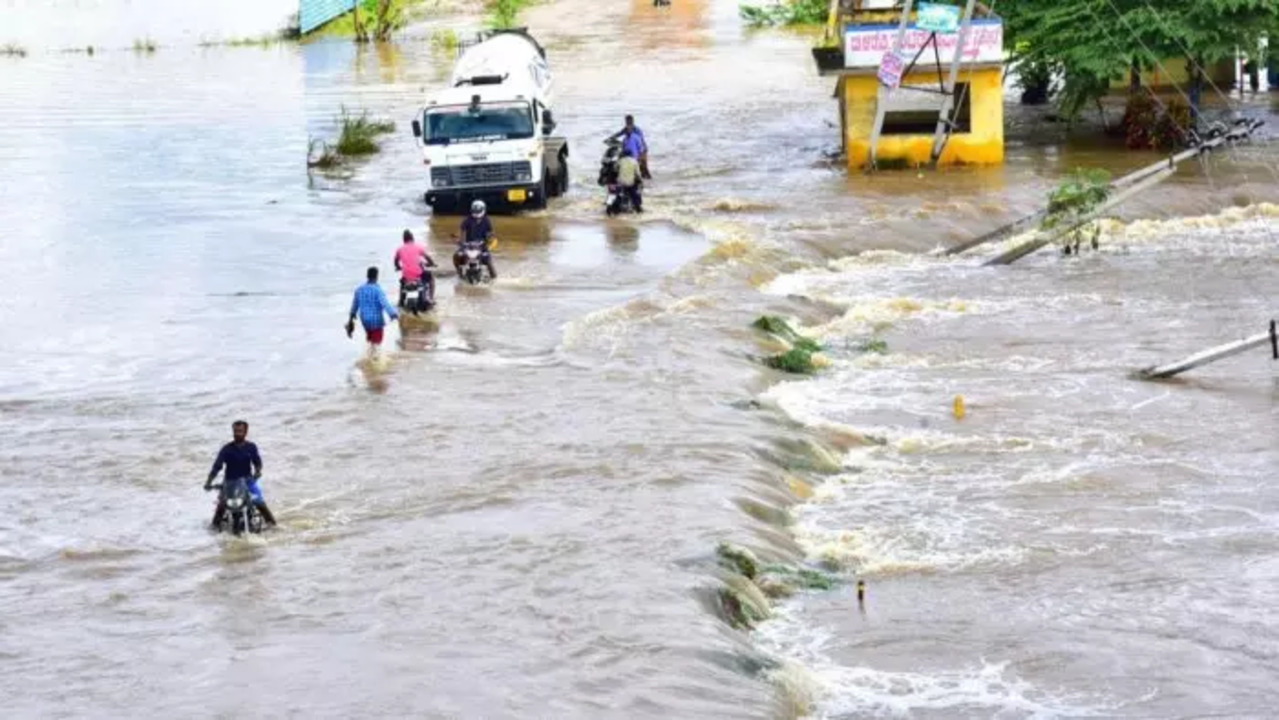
left=970, top=118, right=1265, bottom=264
left=866, top=0, right=916, bottom=169
left=929, top=0, right=977, bottom=163
left=1139, top=321, right=1278, bottom=379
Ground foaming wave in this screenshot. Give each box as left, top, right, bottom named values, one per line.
left=808, top=297, right=970, bottom=338
left=812, top=661, right=1107, bottom=718
left=829, top=249, right=931, bottom=268
left=966, top=202, right=1279, bottom=259
left=706, top=197, right=778, bottom=213
left=559, top=300, right=656, bottom=354
left=756, top=608, right=1112, bottom=719
left=791, top=520, right=1027, bottom=576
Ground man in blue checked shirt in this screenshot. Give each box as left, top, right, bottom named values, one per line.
left=346, top=266, right=399, bottom=347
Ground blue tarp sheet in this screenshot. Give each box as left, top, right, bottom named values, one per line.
left=300, top=0, right=356, bottom=34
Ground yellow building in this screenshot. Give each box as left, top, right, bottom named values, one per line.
left=816, top=9, right=1005, bottom=169
left=1106, top=58, right=1236, bottom=92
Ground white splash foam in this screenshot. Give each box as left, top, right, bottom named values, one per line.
left=756, top=606, right=1113, bottom=719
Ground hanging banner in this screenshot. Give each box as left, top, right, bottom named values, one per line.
left=877, top=49, right=907, bottom=88
left=844, top=19, right=1003, bottom=68
left=916, top=3, right=961, bottom=34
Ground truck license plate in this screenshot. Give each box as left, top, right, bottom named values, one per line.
left=507, top=189, right=527, bottom=202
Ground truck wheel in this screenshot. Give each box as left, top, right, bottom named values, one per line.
left=556, top=161, right=569, bottom=198
left=531, top=168, right=549, bottom=210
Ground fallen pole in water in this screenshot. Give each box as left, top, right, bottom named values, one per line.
left=949, top=117, right=1267, bottom=258
left=984, top=167, right=1174, bottom=266
left=1138, top=320, right=1278, bottom=380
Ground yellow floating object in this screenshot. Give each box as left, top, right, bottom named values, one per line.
left=952, top=395, right=966, bottom=420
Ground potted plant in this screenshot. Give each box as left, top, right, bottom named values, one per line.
left=811, top=36, right=843, bottom=71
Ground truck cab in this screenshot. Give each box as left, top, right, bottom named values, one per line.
left=411, top=30, right=569, bottom=214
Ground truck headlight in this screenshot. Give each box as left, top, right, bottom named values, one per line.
left=433, top=177, right=451, bottom=188
left=514, top=170, right=531, bottom=182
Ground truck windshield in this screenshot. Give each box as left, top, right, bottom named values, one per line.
left=424, top=106, right=534, bottom=144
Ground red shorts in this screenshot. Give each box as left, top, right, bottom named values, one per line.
left=365, top=327, right=384, bottom=345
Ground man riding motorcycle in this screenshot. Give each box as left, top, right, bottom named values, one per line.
left=394, top=229, right=437, bottom=306
left=453, top=200, right=498, bottom=281
left=205, top=420, right=277, bottom=531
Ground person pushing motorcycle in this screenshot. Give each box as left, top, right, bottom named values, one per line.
left=454, top=200, right=498, bottom=281
left=205, top=420, right=277, bottom=530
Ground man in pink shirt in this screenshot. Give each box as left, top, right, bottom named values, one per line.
left=393, top=229, right=437, bottom=306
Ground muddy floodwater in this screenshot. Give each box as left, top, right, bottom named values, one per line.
left=3, top=0, right=1279, bottom=717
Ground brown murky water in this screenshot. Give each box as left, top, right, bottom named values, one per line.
left=3, top=0, right=1278, bottom=717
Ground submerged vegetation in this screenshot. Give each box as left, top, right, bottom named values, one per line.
left=1, top=44, right=27, bottom=58
left=309, top=109, right=396, bottom=172
left=337, top=108, right=395, bottom=155
left=1044, top=168, right=1111, bottom=229
left=315, top=0, right=428, bottom=42
left=753, top=315, right=825, bottom=374
left=429, top=28, right=460, bottom=53
left=715, top=543, right=841, bottom=629
left=1043, top=168, right=1112, bottom=255
left=739, top=0, right=826, bottom=27
left=307, top=137, right=343, bottom=170
left=486, top=0, right=533, bottom=29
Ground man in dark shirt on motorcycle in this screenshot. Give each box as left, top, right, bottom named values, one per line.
left=454, top=199, right=498, bottom=281
left=204, top=420, right=277, bottom=530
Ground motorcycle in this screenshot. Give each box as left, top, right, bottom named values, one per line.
left=208, top=477, right=263, bottom=536
left=399, top=276, right=435, bottom=315
left=458, top=239, right=493, bottom=285
left=598, top=138, right=637, bottom=216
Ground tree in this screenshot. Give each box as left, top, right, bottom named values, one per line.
left=1003, top=0, right=1279, bottom=121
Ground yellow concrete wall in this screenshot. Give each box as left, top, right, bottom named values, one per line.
left=842, top=67, right=1004, bottom=169
left=1107, top=58, right=1235, bottom=90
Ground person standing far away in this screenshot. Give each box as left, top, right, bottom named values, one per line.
left=611, top=114, right=651, bottom=180
left=346, top=266, right=399, bottom=351
left=393, top=229, right=437, bottom=305
left=205, top=420, right=276, bottom=530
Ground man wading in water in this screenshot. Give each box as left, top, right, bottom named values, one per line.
left=346, top=266, right=399, bottom=351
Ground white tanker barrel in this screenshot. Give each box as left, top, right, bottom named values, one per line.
left=450, top=31, right=552, bottom=105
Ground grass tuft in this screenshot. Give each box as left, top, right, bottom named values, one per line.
left=1, top=43, right=27, bottom=58
left=336, top=107, right=394, bottom=156
left=429, top=28, right=460, bottom=53
left=132, top=37, right=157, bottom=53
left=307, top=137, right=343, bottom=170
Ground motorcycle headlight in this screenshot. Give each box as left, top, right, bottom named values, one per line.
left=227, top=497, right=244, bottom=509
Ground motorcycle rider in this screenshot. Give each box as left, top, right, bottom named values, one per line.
left=610, top=115, right=651, bottom=180
left=454, top=200, right=498, bottom=280
left=393, top=229, right=437, bottom=306
left=205, top=420, right=277, bottom=530
left=616, top=148, right=643, bottom=213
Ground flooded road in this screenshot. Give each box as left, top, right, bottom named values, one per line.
left=2, top=0, right=1278, bottom=717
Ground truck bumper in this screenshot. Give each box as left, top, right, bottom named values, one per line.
left=425, top=184, right=544, bottom=212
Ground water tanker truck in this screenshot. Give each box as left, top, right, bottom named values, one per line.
left=411, top=29, right=569, bottom=214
